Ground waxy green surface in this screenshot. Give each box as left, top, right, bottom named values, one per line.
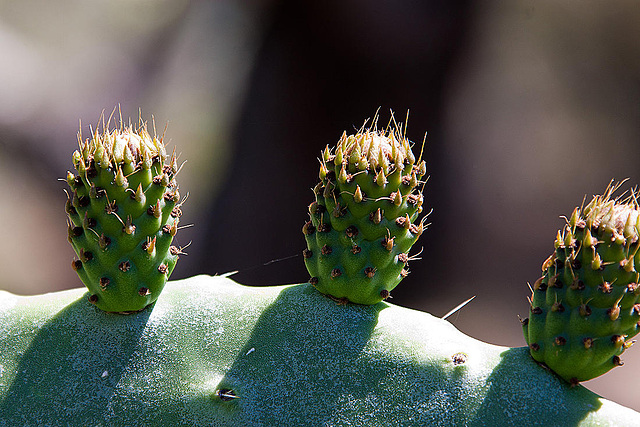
left=1, top=276, right=638, bottom=426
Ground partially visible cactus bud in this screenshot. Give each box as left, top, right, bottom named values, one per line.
left=65, top=117, right=184, bottom=312
left=522, top=182, right=640, bottom=384
left=303, top=114, right=427, bottom=305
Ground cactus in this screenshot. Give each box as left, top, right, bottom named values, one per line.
left=65, top=120, right=183, bottom=312
left=522, top=183, right=640, bottom=384
left=1, top=276, right=640, bottom=426
left=303, top=119, right=427, bottom=305
left=1, top=113, right=640, bottom=425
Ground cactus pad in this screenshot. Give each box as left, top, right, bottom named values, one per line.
left=303, top=117, right=427, bottom=305
left=522, top=183, right=640, bottom=384
left=65, top=120, right=183, bottom=312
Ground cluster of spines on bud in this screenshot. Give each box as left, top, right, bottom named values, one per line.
left=522, top=182, right=640, bottom=384
left=303, top=116, right=427, bottom=305
left=65, top=118, right=184, bottom=312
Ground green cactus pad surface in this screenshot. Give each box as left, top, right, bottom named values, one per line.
left=303, top=120, right=427, bottom=305
left=65, top=121, right=183, bottom=312
left=1, top=276, right=639, bottom=425
left=523, top=184, right=640, bottom=384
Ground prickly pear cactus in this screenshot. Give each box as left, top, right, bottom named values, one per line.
left=522, top=184, right=640, bottom=384
left=303, top=120, right=427, bottom=305
left=65, top=121, right=183, bottom=312
left=2, top=277, right=640, bottom=426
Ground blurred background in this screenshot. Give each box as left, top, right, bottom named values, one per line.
left=1, top=0, right=640, bottom=410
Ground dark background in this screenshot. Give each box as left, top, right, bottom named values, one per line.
left=1, top=0, right=640, bottom=410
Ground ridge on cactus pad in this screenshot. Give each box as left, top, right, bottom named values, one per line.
left=303, top=114, right=427, bottom=305
left=65, top=118, right=184, bottom=313
left=522, top=182, right=640, bottom=384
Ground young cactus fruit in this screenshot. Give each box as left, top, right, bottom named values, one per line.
left=522, top=183, right=640, bottom=384
left=65, top=120, right=183, bottom=312
left=303, top=118, right=427, bottom=305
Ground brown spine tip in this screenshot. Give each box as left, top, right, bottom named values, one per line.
left=579, top=304, right=592, bottom=317
left=123, top=216, right=136, bottom=235
left=608, top=306, right=621, bottom=321
left=318, top=223, right=331, bottom=233
left=65, top=200, right=77, bottom=215
left=80, top=249, right=93, bottom=262
left=302, top=221, right=315, bottom=235
left=171, top=207, right=182, bottom=218
left=570, top=279, right=585, bottom=291
left=105, top=201, right=118, bottom=214
left=217, top=388, right=238, bottom=402
left=550, top=275, right=563, bottom=288
left=583, top=337, right=593, bottom=349
left=98, top=234, right=111, bottom=250
left=451, top=353, right=467, bottom=366
left=332, top=203, right=346, bottom=218
left=407, top=193, right=421, bottom=206
left=364, top=267, right=376, bottom=278
left=611, top=335, right=625, bottom=346
left=381, top=236, right=395, bottom=251
left=599, top=282, right=613, bottom=293
left=369, top=208, right=383, bottom=225
left=164, top=191, right=180, bottom=203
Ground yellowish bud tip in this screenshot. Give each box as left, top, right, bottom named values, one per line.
left=354, top=186, right=363, bottom=203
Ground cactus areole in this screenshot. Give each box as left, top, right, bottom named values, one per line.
left=303, top=122, right=427, bottom=305
left=523, top=184, right=640, bottom=384
left=65, top=121, right=183, bottom=312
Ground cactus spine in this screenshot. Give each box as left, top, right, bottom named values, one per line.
left=65, top=119, right=183, bottom=312
left=522, top=183, right=640, bottom=384
left=303, top=116, right=427, bottom=305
